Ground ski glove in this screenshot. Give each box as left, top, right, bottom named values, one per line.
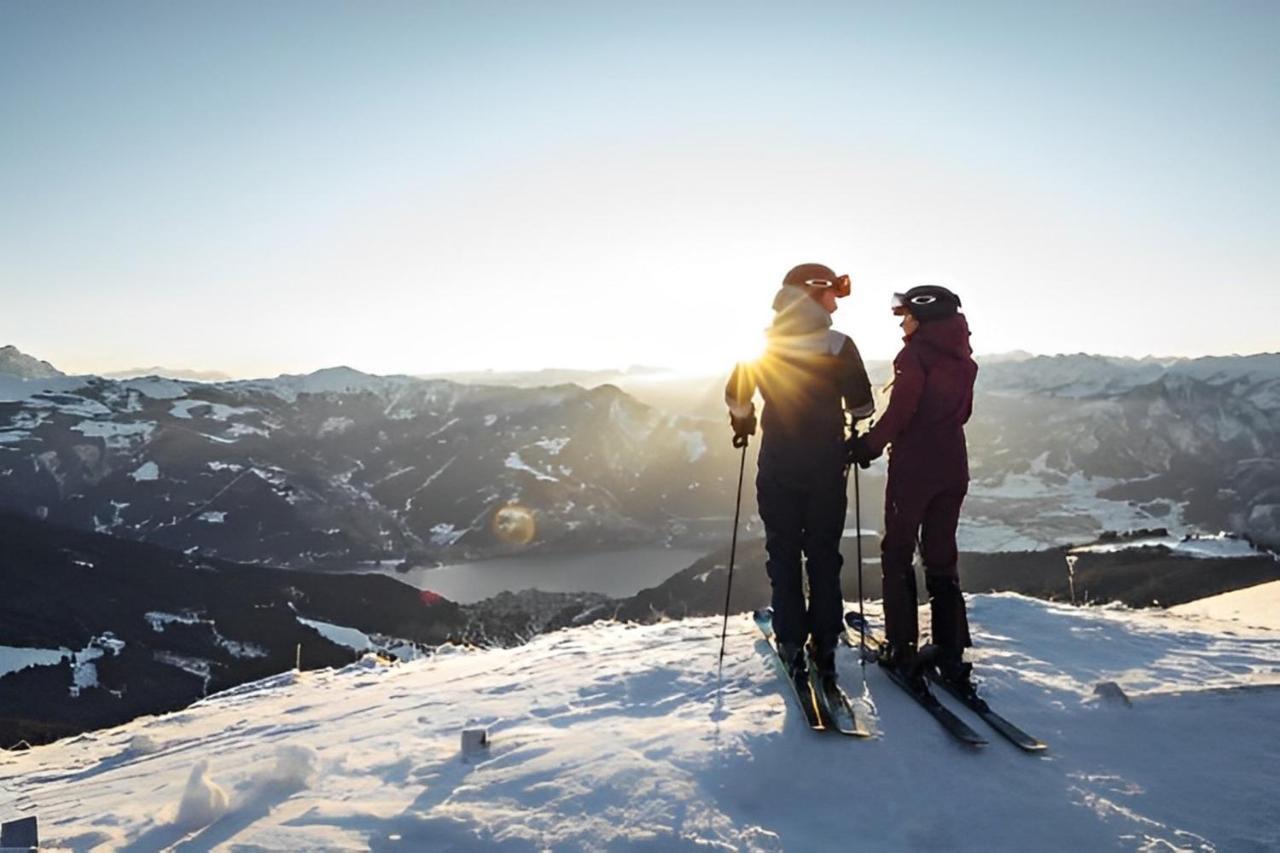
left=730, top=412, right=756, bottom=448
left=845, top=435, right=879, bottom=468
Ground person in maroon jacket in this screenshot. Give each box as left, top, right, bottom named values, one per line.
left=846, top=284, right=978, bottom=691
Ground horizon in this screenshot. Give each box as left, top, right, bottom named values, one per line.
left=3, top=2, right=1277, bottom=377
left=5, top=340, right=1279, bottom=385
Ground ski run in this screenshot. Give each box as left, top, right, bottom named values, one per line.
left=2, top=592, right=1278, bottom=851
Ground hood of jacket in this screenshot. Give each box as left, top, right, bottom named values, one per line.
left=762, top=285, right=834, bottom=350
left=906, top=313, right=972, bottom=360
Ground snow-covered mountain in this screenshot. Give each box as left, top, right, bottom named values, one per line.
left=0, top=366, right=734, bottom=567
left=0, top=345, right=63, bottom=380
left=4, top=595, right=1277, bottom=850
left=2, top=349, right=1278, bottom=567
left=964, top=353, right=1280, bottom=549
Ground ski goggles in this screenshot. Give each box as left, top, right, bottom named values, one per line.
left=803, top=274, right=851, bottom=298
left=890, top=291, right=941, bottom=314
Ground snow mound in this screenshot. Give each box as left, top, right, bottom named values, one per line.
left=260, top=744, right=318, bottom=791
left=174, top=759, right=229, bottom=830
left=4, top=594, right=1278, bottom=851
left=127, top=734, right=161, bottom=755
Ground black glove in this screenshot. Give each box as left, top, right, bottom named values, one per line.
left=730, top=412, right=757, bottom=448
left=845, top=435, right=879, bottom=469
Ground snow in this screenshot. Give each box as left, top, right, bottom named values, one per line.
left=533, top=436, right=570, bottom=455
left=429, top=522, right=466, bottom=547
left=5, top=594, right=1279, bottom=851
left=1071, top=533, right=1267, bottom=559
left=70, top=419, right=156, bottom=449
left=146, top=612, right=269, bottom=659
left=319, top=416, right=355, bottom=436
left=129, top=461, right=160, bottom=481
left=154, top=652, right=213, bottom=689
left=174, top=760, right=230, bottom=830
left=504, top=451, right=559, bottom=482
left=226, top=422, right=270, bottom=438
left=296, top=616, right=373, bottom=653
left=169, top=399, right=257, bottom=421
left=1169, top=580, right=1280, bottom=631
left=68, top=634, right=126, bottom=697
left=198, top=511, right=226, bottom=523
left=244, top=366, right=410, bottom=403
left=0, top=645, right=69, bottom=679
left=0, top=374, right=95, bottom=403
left=1167, top=352, right=1280, bottom=385
left=145, top=611, right=204, bottom=632
left=964, top=467, right=1193, bottom=551
left=121, top=376, right=190, bottom=400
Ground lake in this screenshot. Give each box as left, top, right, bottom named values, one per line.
left=342, top=547, right=708, bottom=604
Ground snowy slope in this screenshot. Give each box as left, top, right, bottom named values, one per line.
left=3, top=594, right=1277, bottom=852
left=1170, top=580, right=1280, bottom=631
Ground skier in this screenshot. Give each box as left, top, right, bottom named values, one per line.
left=846, top=285, right=978, bottom=692
left=726, top=263, right=874, bottom=688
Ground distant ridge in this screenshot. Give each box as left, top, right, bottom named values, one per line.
left=0, top=344, right=63, bottom=379
left=103, top=366, right=234, bottom=382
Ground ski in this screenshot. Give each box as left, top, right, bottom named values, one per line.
left=809, top=668, right=872, bottom=737
left=925, top=670, right=1047, bottom=752
left=845, top=612, right=1045, bottom=750
left=753, top=609, right=825, bottom=731
left=842, top=613, right=986, bottom=747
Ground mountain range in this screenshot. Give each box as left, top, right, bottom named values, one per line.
left=1, top=346, right=1277, bottom=570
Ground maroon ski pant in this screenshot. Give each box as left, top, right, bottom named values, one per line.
left=880, top=481, right=972, bottom=651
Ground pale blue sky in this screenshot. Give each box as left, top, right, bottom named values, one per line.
left=2, top=1, right=1276, bottom=376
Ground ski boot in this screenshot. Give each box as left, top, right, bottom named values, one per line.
left=777, top=641, right=809, bottom=680
left=803, top=640, right=834, bottom=681
left=806, top=641, right=839, bottom=692
left=927, top=645, right=983, bottom=705
left=877, top=641, right=934, bottom=695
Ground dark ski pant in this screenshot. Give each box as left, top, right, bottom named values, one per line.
left=756, top=466, right=846, bottom=654
left=881, top=481, right=972, bottom=651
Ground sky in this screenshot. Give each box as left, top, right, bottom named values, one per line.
left=1, top=1, right=1277, bottom=378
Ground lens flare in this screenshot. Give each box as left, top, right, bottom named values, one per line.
left=492, top=503, right=537, bottom=546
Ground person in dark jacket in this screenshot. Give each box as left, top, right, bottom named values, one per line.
left=847, top=285, right=978, bottom=690
left=725, top=263, right=875, bottom=683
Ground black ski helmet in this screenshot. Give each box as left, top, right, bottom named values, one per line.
left=891, top=285, right=961, bottom=323
left=783, top=263, right=851, bottom=298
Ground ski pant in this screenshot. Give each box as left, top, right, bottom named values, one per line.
left=756, top=466, right=846, bottom=654
left=880, top=481, right=972, bottom=651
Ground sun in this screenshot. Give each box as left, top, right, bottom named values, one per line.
left=670, top=323, right=770, bottom=379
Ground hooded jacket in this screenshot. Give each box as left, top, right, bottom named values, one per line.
left=726, top=287, right=874, bottom=478
left=865, top=313, right=978, bottom=490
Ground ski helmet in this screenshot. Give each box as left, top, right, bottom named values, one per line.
left=891, top=285, right=961, bottom=323
left=783, top=263, right=851, bottom=298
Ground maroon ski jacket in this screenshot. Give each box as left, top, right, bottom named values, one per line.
left=865, top=313, right=978, bottom=491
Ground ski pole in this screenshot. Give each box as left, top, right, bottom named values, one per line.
left=717, top=437, right=749, bottom=679
left=854, top=464, right=866, bottom=665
